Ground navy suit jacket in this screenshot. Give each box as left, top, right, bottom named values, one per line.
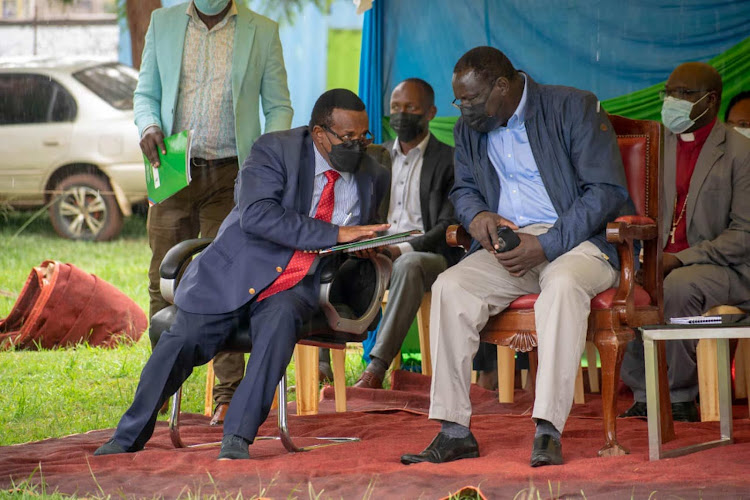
left=451, top=74, right=633, bottom=268
left=175, top=127, right=391, bottom=315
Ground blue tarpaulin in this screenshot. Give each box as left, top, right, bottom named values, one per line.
left=360, top=0, right=750, bottom=131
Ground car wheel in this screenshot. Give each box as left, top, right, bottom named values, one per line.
left=49, top=173, right=123, bottom=241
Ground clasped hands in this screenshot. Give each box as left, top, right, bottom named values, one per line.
left=468, top=211, right=546, bottom=277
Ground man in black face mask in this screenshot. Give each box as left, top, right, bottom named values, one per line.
left=354, top=78, right=461, bottom=389
left=401, top=47, right=633, bottom=468
left=94, top=89, right=391, bottom=460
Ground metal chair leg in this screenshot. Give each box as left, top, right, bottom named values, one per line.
left=168, top=387, right=185, bottom=448
left=167, top=374, right=359, bottom=451
left=169, top=386, right=223, bottom=449
left=277, top=373, right=359, bottom=452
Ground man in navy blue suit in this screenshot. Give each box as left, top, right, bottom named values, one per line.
left=94, top=89, right=391, bottom=460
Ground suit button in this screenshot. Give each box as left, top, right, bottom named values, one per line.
left=249, top=288, right=256, bottom=294
left=276, top=266, right=283, bottom=272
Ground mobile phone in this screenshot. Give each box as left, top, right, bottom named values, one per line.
left=495, top=226, right=520, bottom=253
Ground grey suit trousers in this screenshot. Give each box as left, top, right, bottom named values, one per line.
left=369, top=251, right=448, bottom=364
left=428, top=224, right=617, bottom=432
left=621, top=263, right=749, bottom=403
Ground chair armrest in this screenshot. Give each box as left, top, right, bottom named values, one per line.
left=159, top=237, right=214, bottom=304
left=318, top=253, right=392, bottom=335
left=605, top=216, right=657, bottom=322
left=446, top=224, right=472, bottom=250
left=605, top=216, right=657, bottom=244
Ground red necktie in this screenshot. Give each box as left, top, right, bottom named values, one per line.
left=256, top=169, right=340, bottom=302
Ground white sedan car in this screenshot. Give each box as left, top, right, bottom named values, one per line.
left=0, top=58, right=147, bottom=240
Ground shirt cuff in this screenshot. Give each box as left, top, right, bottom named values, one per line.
left=396, top=242, right=414, bottom=254
left=140, top=124, right=161, bottom=138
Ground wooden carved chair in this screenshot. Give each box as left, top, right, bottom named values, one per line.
left=447, top=114, right=674, bottom=456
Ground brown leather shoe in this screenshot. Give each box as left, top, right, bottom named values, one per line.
left=353, top=370, right=383, bottom=389
left=210, top=403, right=229, bottom=426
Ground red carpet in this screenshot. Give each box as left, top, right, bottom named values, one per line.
left=1, top=370, right=749, bottom=498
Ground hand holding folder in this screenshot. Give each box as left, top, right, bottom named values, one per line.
left=317, top=230, right=422, bottom=255
left=143, top=130, right=193, bottom=205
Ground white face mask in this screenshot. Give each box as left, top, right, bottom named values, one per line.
left=661, top=93, right=710, bottom=134
left=734, top=127, right=750, bottom=139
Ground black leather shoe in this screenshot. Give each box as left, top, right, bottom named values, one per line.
left=619, top=401, right=647, bottom=419
left=400, top=432, right=479, bottom=465
left=671, top=401, right=699, bottom=422
left=93, top=439, right=128, bottom=456
left=218, top=434, right=250, bottom=460
left=530, top=434, right=563, bottom=467
left=618, top=401, right=700, bottom=422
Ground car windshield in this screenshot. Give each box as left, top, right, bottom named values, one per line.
left=72, top=63, right=137, bottom=110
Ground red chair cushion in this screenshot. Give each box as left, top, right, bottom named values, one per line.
left=507, top=286, right=652, bottom=311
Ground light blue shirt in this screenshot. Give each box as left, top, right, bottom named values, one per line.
left=487, top=74, right=558, bottom=227
left=311, top=144, right=361, bottom=225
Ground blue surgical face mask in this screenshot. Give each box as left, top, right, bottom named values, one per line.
left=193, top=0, right=230, bottom=15
left=735, top=127, right=750, bottom=139
left=661, top=93, right=710, bottom=134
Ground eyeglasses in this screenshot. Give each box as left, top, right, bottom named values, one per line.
left=452, top=80, right=497, bottom=110
left=658, top=88, right=709, bottom=101
left=323, top=126, right=373, bottom=146
left=452, top=92, right=488, bottom=110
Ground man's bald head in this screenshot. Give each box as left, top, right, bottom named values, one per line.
left=669, top=62, right=722, bottom=98
left=664, top=62, right=722, bottom=131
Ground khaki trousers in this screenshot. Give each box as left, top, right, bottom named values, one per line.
left=147, top=160, right=241, bottom=405
left=428, top=224, right=617, bottom=433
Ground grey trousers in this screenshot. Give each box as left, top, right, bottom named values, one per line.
left=428, top=224, right=617, bottom=433
left=369, top=252, right=448, bottom=364
left=621, top=263, right=748, bottom=403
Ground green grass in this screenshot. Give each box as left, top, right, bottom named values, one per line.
left=0, top=208, right=367, bottom=447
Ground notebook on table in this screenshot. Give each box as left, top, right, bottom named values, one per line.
left=669, top=314, right=750, bottom=325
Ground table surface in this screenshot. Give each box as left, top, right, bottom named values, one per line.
left=640, top=322, right=750, bottom=340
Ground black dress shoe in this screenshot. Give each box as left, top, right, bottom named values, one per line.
left=618, top=401, right=699, bottom=422
left=93, top=439, right=128, bottom=456
left=619, top=401, right=647, bottom=419
left=530, top=434, right=563, bottom=467
left=400, top=432, right=479, bottom=465
left=218, top=434, right=250, bottom=460
left=671, top=401, right=699, bottom=422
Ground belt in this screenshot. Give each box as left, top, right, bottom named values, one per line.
left=190, top=156, right=238, bottom=168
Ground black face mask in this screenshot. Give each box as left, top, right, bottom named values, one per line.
left=328, top=140, right=365, bottom=174
left=460, top=101, right=501, bottom=133
left=390, top=112, right=426, bottom=143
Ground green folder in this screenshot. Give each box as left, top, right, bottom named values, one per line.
left=143, top=130, right=193, bottom=205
